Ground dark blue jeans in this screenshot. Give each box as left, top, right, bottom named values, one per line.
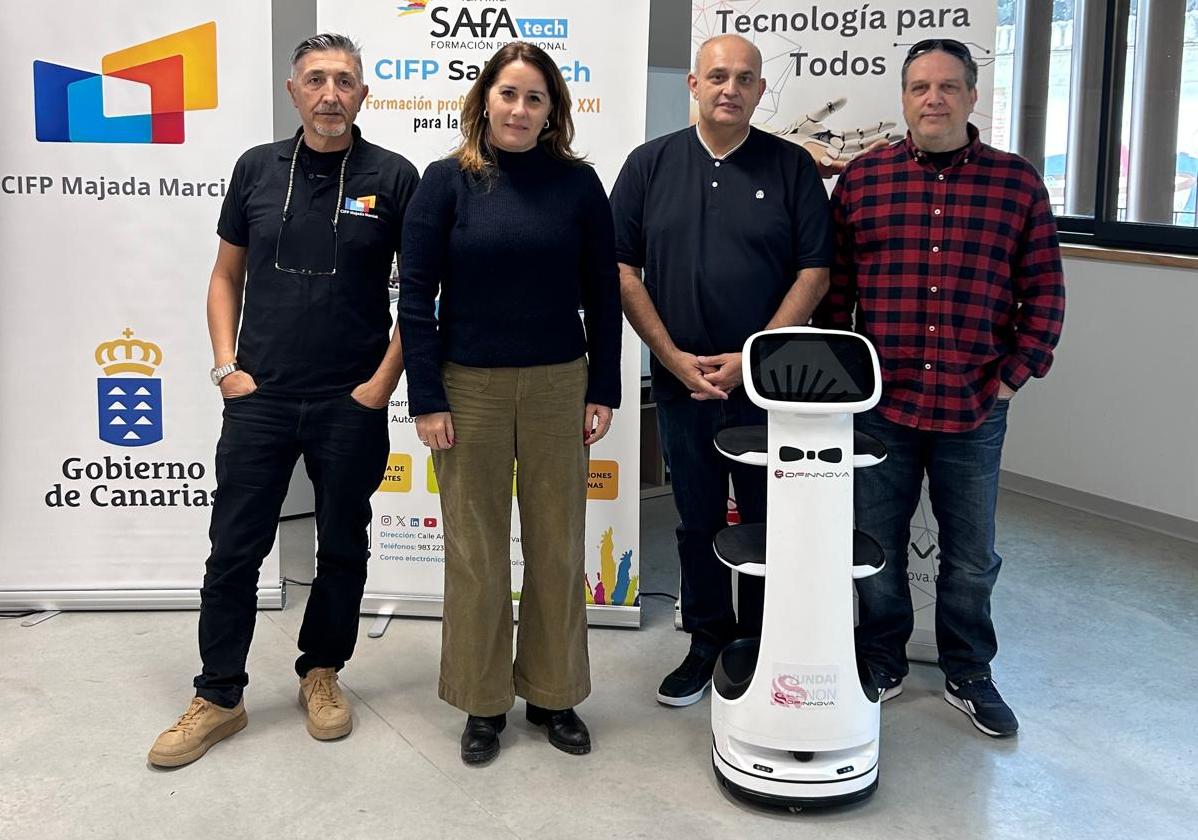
left=657, top=390, right=766, bottom=657
left=193, top=391, right=389, bottom=707
left=853, top=402, right=1009, bottom=683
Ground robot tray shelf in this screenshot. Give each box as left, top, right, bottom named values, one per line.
left=715, top=426, right=887, bottom=468
left=713, top=523, right=885, bottom=579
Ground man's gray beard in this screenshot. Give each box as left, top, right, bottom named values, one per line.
left=314, top=121, right=347, bottom=138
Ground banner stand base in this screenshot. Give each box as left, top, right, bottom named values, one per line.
left=361, top=594, right=640, bottom=628
left=21, top=610, right=61, bottom=627
left=368, top=611, right=394, bottom=639
left=0, top=587, right=285, bottom=612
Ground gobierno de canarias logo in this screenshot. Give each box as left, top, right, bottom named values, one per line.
left=33, top=22, right=217, bottom=144
left=96, top=329, right=164, bottom=447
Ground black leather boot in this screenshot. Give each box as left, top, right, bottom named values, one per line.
left=460, top=713, right=506, bottom=764
left=525, top=704, right=591, bottom=755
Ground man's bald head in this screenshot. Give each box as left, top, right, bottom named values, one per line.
left=694, top=34, right=763, bottom=77
left=688, top=34, right=766, bottom=137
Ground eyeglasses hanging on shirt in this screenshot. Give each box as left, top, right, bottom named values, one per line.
left=275, top=135, right=352, bottom=276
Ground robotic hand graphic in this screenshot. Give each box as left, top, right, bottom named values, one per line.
left=772, top=97, right=897, bottom=177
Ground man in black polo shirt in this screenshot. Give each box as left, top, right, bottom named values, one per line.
left=611, top=34, right=832, bottom=706
left=148, top=34, right=419, bottom=767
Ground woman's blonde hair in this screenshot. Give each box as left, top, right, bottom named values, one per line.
left=453, top=41, right=583, bottom=174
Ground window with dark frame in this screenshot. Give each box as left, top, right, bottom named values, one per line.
left=991, top=0, right=1198, bottom=255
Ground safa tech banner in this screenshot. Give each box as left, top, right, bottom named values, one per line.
left=319, top=0, right=648, bottom=625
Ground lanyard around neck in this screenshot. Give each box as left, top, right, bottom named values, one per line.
left=282, top=135, right=353, bottom=227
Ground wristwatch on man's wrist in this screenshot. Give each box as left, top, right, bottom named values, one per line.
left=210, top=362, right=239, bottom=386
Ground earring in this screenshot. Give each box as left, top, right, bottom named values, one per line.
left=544, top=119, right=550, bottom=129
left=483, top=109, right=489, bottom=118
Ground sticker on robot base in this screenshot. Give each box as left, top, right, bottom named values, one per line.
left=771, top=665, right=839, bottom=709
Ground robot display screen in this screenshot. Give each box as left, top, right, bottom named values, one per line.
left=749, top=333, right=875, bottom=403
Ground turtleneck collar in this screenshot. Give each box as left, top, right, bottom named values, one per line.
left=493, top=143, right=548, bottom=171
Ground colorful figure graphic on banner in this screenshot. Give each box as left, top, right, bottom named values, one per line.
left=95, top=329, right=163, bottom=447
left=397, top=1, right=428, bottom=17
left=33, top=21, right=217, bottom=144
left=586, top=527, right=638, bottom=607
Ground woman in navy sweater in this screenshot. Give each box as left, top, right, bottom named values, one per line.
left=399, top=42, right=622, bottom=765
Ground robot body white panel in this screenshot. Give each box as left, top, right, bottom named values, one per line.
left=710, top=328, right=885, bottom=809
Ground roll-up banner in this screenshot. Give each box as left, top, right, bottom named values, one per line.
left=690, top=2, right=996, bottom=148
left=690, top=1, right=998, bottom=659
left=0, top=1, right=279, bottom=610
left=318, top=0, right=650, bottom=626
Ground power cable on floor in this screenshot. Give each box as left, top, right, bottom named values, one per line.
left=283, top=577, right=313, bottom=587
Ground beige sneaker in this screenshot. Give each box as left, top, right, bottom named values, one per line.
left=298, top=667, right=352, bottom=740
left=148, top=697, right=247, bottom=767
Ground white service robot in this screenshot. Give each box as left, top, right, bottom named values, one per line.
left=709, top=326, right=888, bottom=810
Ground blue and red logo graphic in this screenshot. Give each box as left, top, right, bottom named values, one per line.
left=33, top=22, right=217, bottom=144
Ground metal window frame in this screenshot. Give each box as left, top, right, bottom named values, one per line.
left=1056, top=0, right=1198, bottom=254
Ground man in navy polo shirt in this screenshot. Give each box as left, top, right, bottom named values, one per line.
left=148, top=34, right=419, bottom=767
left=611, top=34, right=832, bottom=707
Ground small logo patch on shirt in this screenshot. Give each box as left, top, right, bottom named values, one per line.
left=755, top=190, right=765, bottom=199
left=342, top=195, right=377, bottom=215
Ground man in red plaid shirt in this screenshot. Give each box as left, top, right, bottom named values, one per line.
left=814, top=40, right=1065, bottom=737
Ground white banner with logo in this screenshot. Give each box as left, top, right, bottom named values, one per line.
left=0, top=0, right=277, bottom=609
left=318, top=0, right=649, bottom=625
left=689, top=1, right=998, bottom=657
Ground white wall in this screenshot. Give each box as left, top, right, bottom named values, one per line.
left=1002, top=256, right=1198, bottom=523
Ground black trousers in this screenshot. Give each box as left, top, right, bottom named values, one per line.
left=656, top=390, right=767, bottom=657
left=193, top=391, right=389, bottom=708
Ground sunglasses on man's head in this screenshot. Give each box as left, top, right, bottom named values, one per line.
left=905, top=38, right=973, bottom=62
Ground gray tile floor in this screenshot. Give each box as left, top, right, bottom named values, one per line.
left=2, top=491, right=1195, bottom=839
